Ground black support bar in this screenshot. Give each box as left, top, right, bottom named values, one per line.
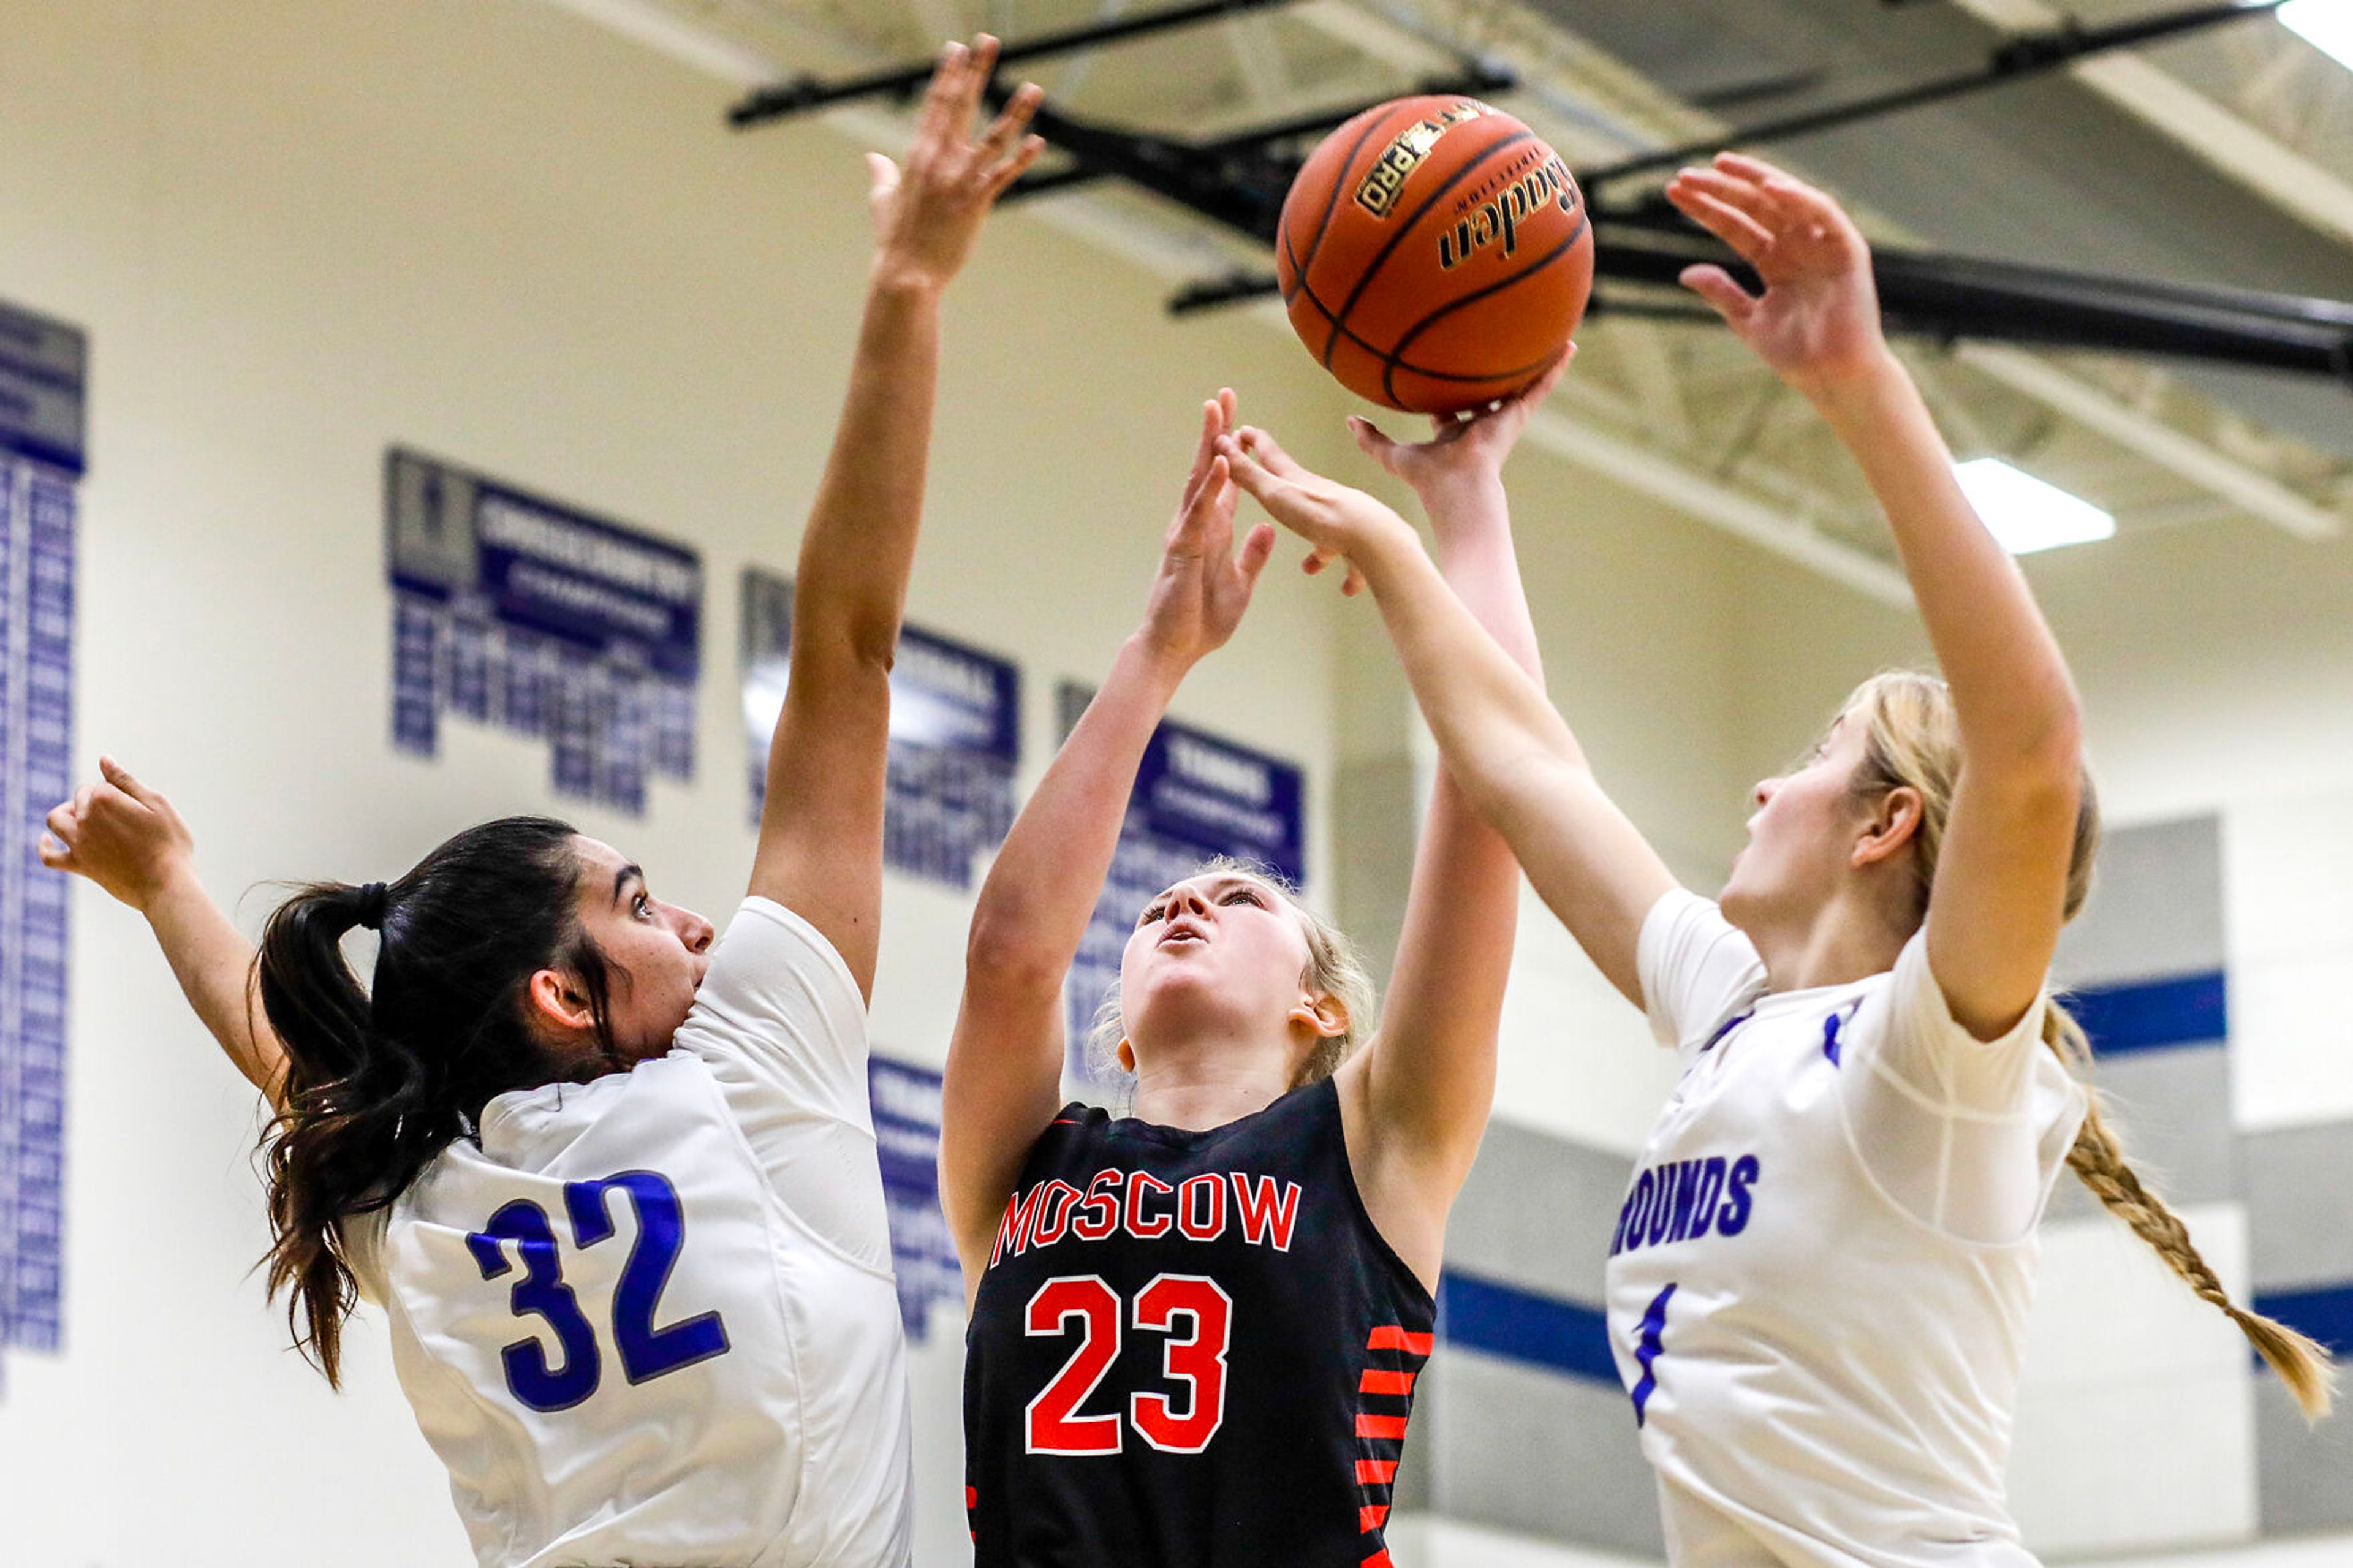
left=730, top=0, right=1303, bottom=127
left=999, top=64, right=1519, bottom=206
left=1580, top=0, right=2288, bottom=187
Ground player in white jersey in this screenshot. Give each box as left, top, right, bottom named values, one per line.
left=1216, top=152, right=2333, bottom=1566
left=37, top=40, right=1042, bottom=1567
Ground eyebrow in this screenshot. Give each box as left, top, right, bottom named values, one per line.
left=613, top=864, right=644, bottom=904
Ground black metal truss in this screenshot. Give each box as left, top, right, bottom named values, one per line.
left=729, top=0, right=2351, bottom=382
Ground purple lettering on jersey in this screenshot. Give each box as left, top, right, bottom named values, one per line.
left=1689, top=1157, right=1726, bottom=1240
left=1177, top=1175, right=1227, bottom=1242
left=1610, top=1188, right=1636, bottom=1256
left=1667, top=1161, right=1703, bottom=1243
left=1627, top=1171, right=1657, bottom=1253
left=1124, top=1172, right=1175, bottom=1239
left=1229, top=1173, right=1301, bottom=1251
left=1072, top=1170, right=1122, bottom=1241
left=1645, top=1169, right=1676, bottom=1248
left=1718, top=1154, right=1761, bottom=1236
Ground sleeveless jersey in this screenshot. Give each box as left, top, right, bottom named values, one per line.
left=963, top=1077, right=1434, bottom=1568
left=344, top=898, right=915, bottom=1568
left=1606, top=890, right=2088, bottom=1568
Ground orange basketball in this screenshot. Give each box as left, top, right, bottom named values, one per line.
left=1276, top=96, right=1593, bottom=414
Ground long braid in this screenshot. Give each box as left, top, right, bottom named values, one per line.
left=2050, top=1010, right=2338, bottom=1422
left=1849, top=669, right=2338, bottom=1425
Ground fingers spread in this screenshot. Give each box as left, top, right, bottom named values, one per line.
left=979, top=81, right=1042, bottom=165
left=1678, top=263, right=1759, bottom=325
left=1667, top=177, right=1778, bottom=263
left=1238, top=521, right=1276, bottom=569
left=914, top=40, right=971, bottom=150
left=1236, top=425, right=1308, bottom=480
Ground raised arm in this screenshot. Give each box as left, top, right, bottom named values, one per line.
left=940, top=395, right=1273, bottom=1288
left=748, top=37, right=1042, bottom=998
left=1260, top=370, right=1554, bottom=1276
left=1218, top=427, right=1677, bottom=1009
left=1667, top=153, right=2082, bottom=1039
left=41, top=757, right=287, bottom=1108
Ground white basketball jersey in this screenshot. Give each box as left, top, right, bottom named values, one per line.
left=1606, top=892, right=2088, bottom=1568
left=346, top=898, right=914, bottom=1568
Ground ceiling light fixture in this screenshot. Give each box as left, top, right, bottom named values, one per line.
left=2280, top=0, right=2353, bottom=71
left=1953, top=458, right=2117, bottom=554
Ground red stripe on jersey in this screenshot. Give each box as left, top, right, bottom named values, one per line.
left=966, top=1486, right=977, bottom=1509
left=1359, top=1504, right=1390, bottom=1532
left=1366, top=1326, right=1433, bottom=1357
left=1363, top=1550, right=1395, bottom=1568
left=1358, top=1369, right=1416, bottom=1395
left=1354, top=1458, right=1398, bottom=1485
left=1355, top=1413, right=1408, bottom=1440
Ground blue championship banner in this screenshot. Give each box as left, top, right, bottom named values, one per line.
left=0, top=298, right=84, bottom=1390
left=385, top=449, right=701, bottom=815
left=868, top=1055, right=961, bottom=1341
left=740, top=568, right=1018, bottom=889
left=1058, top=683, right=1307, bottom=1089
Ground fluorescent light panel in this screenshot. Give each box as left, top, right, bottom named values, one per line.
left=2281, top=0, right=2353, bottom=72
left=1953, top=458, right=2116, bottom=554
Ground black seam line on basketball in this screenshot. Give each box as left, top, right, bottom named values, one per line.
left=1379, top=213, right=1590, bottom=406
left=1319, top=128, right=1537, bottom=371
left=1292, top=267, right=1565, bottom=386
left=1294, top=111, right=1398, bottom=296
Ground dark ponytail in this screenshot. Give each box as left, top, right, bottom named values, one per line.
left=256, top=816, right=618, bottom=1385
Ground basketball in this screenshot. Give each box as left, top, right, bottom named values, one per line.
left=1276, top=96, right=1593, bottom=414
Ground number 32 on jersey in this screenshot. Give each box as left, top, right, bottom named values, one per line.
left=1025, top=1273, right=1232, bottom=1455
left=465, top=1169, right=732, bottom=1413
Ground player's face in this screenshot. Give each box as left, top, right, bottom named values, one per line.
left=1120, top=873, right=1319, bottom=1064
left=566, top=836, right=715, bottom=1065
left=1721, top=713, right=1873, bottom=930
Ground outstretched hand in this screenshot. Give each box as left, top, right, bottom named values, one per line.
left=40, top=756, right=195, bottom=914
left=1667, top=152, right=1889, bottom=396
left=1216, top=424, right=1419, bottom=599
left=866, top=36, right=1046, bottom=290
left=1346, top=348, right=1573, bottom=509
left=1139, top=390, right=1277, bottom=667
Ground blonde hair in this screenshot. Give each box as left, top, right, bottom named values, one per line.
left=1844, top=670, right=2336, bottom=1422
left=1085, top=856, right=1377, bottom=1107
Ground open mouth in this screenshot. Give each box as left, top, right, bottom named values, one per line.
left=1159, top=920, right=1208, bottom=949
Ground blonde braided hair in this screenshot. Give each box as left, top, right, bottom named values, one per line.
left=1846, top=670, right=2335, bottom=1422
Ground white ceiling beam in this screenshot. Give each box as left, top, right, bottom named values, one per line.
left=1946, top=0, right=2353, bottom=249
left=1957, top=342, right=2344, bottom=540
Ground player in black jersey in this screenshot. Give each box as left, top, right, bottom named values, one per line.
left=941, top=360, right=1567, bottom=1568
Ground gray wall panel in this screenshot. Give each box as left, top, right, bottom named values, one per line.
left=2047, top=1046, right=2238, bottom=1222
left=2257, top=1378, right=2353, bottom=1535
left=2245, top=1122, right=2353, bottom=1289
left=2053, top=815, right=2225, bottom=990
left=1447, top=1119, right=1634, bottom=1303
left=1414, top=1350, right=1665, bottom=1558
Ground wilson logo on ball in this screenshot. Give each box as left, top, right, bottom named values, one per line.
left=1351, top=101, right=1489, bottom=219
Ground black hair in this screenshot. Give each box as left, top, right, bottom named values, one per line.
left=255, top=816, right=618, bottom=1385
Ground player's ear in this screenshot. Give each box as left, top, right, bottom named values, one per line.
left=1289, top=991, right=1348, bottom=1041
left=1852, top=785, right=1924, bottom=870
left=527, top=967, right=600, bottom=1036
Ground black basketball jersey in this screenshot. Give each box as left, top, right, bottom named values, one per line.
left=963, top=1076, right=1435, bottom=1568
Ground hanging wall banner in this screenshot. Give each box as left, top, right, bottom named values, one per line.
left=1057, top=683, right=1307, bottom=1089
left=385, top=449, right=701, bottom=815
left=741, top=567, right=1018, bottom=890
left=0, top=298, right=83, bottom=1390
left=868, top=1055, right=960, bottom=1341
